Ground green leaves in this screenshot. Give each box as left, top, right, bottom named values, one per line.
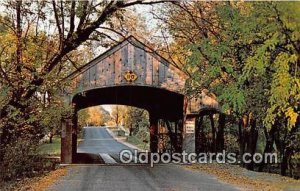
left=0, top=85, right=10, bottom=110
left=218, top=85, right=246, bottom=115
left=181, top=2, right=299, bottom=131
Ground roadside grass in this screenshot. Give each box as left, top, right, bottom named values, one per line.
left=127, top=135, right=149, bottom=150
left=37, top=136, right=61, bottom=156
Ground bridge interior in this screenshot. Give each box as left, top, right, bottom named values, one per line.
left=73, top=86, right=184, bottom=121
left=69, top=85, right=185, bottom=164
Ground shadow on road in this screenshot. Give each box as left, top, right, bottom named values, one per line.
left=73, top=153, right=104, bottom=164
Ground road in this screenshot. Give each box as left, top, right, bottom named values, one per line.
left=76, top=127, right=133, bottom=163
left=48, top=127, right=239, bottom=191
left=78, top=127, right=132, bottom=154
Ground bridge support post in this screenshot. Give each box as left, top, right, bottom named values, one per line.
left=177, top=119, right=184, bottom=153
left=149, top=115, right=158, bottom=153
left=61, top=117, right=73, bottom=164
left=72, top=112, right=78, bottom=162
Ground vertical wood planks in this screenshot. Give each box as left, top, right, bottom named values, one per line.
left=152, top=56, right=160, bottom=86
left=134, top=46, right=145, bottom=84
left=128, top=43, right=134, bottom=72
left=114, top=48, right=122, bottom=85
left=69, top=38, right=186, bottom=95
left=158, top=60, right=165, bottom=85
left=145, top=53, right=153, bottom=85
left=121, top=45, right=128, bottom=83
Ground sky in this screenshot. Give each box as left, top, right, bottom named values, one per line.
left=102, top=105, right=112, bottom=114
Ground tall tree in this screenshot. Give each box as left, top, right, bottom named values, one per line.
left=111, top=105, right=128, bottom=127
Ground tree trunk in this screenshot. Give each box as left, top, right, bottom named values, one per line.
left=281, top=122, right=298, bottom=176
left=281, top=147, right=292, bottom=176
left=238, top=118, right=245, bottom=164
left=129, top=124, right=133, bottom=136
left=49, top=132, right=53, bottom=143
left=216, top=113, right=225, bottom=152
left=209, top=114, right=216, bottom=153
left=258, top=124, right=276, bottom=172
left=166, top=120, right=180, bottom=152
left=195, top=116, right=204, bottom=154
left=245, top=118, right=258, bottom=171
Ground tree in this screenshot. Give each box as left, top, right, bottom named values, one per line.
left=83, top=106, right=110, bottom=126
left=124, top=106, right=149, bottom=136
left=155, top=1, right=299, bottom=174
left=0, top=0, right=168, bottom=180
left=111, top=105, right=128, bottom=127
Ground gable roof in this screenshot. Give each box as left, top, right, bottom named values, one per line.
left=65, top=36, right=187, bottom=80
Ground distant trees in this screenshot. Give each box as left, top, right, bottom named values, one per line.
left=124, top=107, right=149, bottom=136
left=111, top=105, right=128, bottom=127
left=80, top=106, right=110, bottom=127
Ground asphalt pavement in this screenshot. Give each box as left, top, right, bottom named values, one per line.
left=77, top=127, right=134, bottom=163
left=48, top=165, right=238, bottom=191
left=47, top=127, right=239, bottom=190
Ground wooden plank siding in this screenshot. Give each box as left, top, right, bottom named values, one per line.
left=114, top=48, right=122, bottom=85
left=67, top=36, right=187, bottom=95
left=145, top=53, right=153, bottom=85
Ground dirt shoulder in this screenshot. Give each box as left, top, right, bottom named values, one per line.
left=185, top=163, right=300, bottom=191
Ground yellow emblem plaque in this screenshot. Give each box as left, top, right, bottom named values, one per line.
left=124, top=71, right=138, bottom=82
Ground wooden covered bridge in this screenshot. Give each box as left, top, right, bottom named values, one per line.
left=61, top=36, right=225, bottom=164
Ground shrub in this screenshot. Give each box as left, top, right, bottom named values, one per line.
left=0, top=137, right=40, bottom=181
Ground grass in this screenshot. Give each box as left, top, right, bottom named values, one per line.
left=127, top=135, right=149, bottom=150
left=37, top=136, right=61, bottom=156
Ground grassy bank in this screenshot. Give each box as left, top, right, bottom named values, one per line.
left=127, top=135, right=149, bottom=150
left=37, top=136, right=61, bottom=156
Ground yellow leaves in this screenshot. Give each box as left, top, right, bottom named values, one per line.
left=86, top=106, right=104, bottom=126
left=264, top=50, right=299, bottom=129
left=185, top=163, right=287, bottom=191
left=17, top=167, right=68, bottom=191
left=290, top=54, right=298, bottom=64
left=235, top=1, right=253, bottom=16
left=0, top=27, right=58, bottom=72
left=285, top=107, right=299, bottom=128
left=0, top=31, right=17, bottom=54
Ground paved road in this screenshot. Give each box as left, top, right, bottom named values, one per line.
left=48, top=126, right=239, bottom=190
left=77, top=127, right=134, bottom=164
left=48, top=165, right=238, bottom=191
left=77, top=127, right=132, bottom=154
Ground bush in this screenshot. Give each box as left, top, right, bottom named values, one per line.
left=290, top=153, right=300, bottom=179
left=224, top=134, right=239, bottom=153
left=0, top=137, right=40, bottom=181
left=118, top=129, right=125, bottom=136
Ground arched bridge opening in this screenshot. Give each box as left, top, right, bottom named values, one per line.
left=61, top=36, right=188, bottom=164
left=61, top=36, right=224, bottom=164
left=68, top=86, right=185, bottom=164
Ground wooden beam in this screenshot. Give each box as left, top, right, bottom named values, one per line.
left=61, top=118, right=73, bottom=164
